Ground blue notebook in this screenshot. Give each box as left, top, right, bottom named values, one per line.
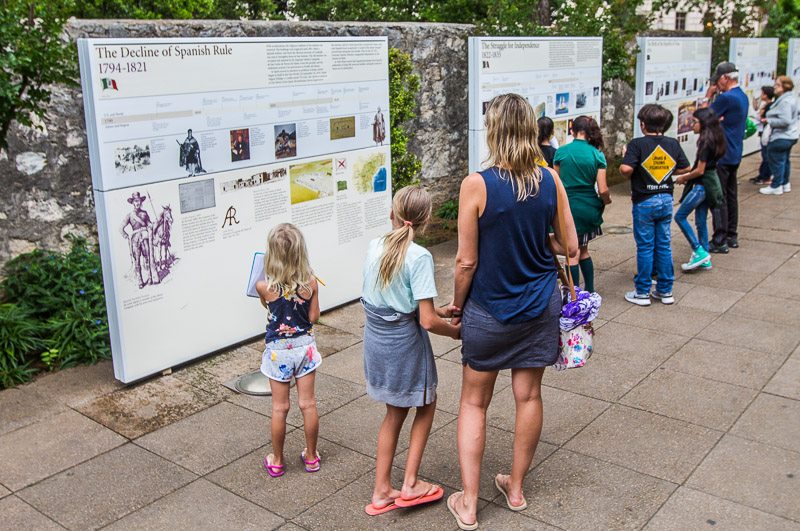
left=246, top=252, right=265, bottom=298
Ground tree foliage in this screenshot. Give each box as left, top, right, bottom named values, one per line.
left=388, top=48, right=422, bottom=193
left=0, top=0, right=78, bottom=149
left=764, top=0, right=800, bottom=75
left=71, top=0, right=278, bottom=19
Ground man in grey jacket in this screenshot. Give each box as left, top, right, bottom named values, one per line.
left=760, top=76, right=799, bottom=195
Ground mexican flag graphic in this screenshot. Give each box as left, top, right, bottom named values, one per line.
left=101, top=78, right=118, bottom=91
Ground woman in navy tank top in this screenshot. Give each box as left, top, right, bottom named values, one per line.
left=446, top=94, right=579, bottom=530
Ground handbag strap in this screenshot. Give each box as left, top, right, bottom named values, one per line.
left=550, top=172, right=577, bottom=301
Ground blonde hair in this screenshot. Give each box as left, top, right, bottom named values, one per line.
left=483, top=93, right=544, bottom=200
left=378, top=186, right=432, bottom=287
left=264, top=223, right=314, bottom=295
left=777, top=75, right=795, bottom=93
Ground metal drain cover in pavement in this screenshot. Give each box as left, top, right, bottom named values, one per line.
left=235, top=370, right=272, bottom=396
left=605, top=225, right=633, bottom=234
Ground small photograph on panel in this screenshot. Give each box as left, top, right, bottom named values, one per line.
left=337, top=180, right=348, bottom=193
left=682, top=78, right=687, bottom=91
left=178, top=128, right=207, bottom=176
left=330, top=116, right=356, bottom=140
left=534, top=101, right=546, bottom=119
left=120, top=190, right=176, bottom=289
left=645, top=82, right=654, bottom=96
left=575, top=92, right=587, bottom=109
left=353, top=151, right=388, bottom=194
left=274, top=123, right=297, bottom=159
left=230, top=128, right=250, bottom=162
left=482, top=101, right=491, bottom=115
left=555, top=93, right=570, bottom=115
left=593, top=86, right=600, bottom=97
left=553, top=119, right=568, bottom=145
left=115, top=143, right=151, bottom=174
left=290, top=159, right=333, bottom=205
left=673, top=80, right=679, bottom=94
left=372, top=107, right=387, bottom=145
left=677, top=100, right=697, bottom=134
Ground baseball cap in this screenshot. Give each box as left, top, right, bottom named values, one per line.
left=711, top=62, right=738, bottom=83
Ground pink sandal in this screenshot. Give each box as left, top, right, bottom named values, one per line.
left=301, top=448, right=321, bottom=472
left=263, top=454, right=285, bottom=478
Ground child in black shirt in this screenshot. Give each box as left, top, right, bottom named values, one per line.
left=620, top=104, right=691, bottom=306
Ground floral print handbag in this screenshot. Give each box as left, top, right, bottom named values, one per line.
left=549, top=176, right=597, bottom=371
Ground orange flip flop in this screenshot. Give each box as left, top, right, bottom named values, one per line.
left=365, top=500, right=400, bottom=516
left=394, top=484, right=444, bottom=508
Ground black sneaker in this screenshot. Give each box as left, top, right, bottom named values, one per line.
left=708, top=242, right=729, bottom=254
left=727, top=238, right=739, bottom=249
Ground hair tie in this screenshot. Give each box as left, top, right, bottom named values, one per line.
left=403, top=220, right=413, bottom=227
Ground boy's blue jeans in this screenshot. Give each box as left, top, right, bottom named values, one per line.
left=633, top=194, right=674, bottom=296
left=674, top=184, right=709, bottom=252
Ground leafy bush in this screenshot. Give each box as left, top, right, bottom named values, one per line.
left=0, top=238, right=111, bottom=388
left=436, top=199, right=459, bottom=220
left=389, top=48, right=423, bottom=194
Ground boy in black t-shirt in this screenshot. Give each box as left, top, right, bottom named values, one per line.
left=620, top=104, right=691, bottom=306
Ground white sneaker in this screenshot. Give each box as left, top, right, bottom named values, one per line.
left=760, top=186, right=783, bottom=195
left=783, top=183, right=791, bottom=193
left=625, top=291, right=651, bottom=306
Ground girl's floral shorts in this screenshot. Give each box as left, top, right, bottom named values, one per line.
left=260, top=335, right=322, bottom=382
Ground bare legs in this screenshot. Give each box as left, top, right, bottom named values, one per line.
left=268, top=372, right=319, bottom=466
left=372, top=400, right=438, bottom=508
left=452, top=365, right=546, bottom=524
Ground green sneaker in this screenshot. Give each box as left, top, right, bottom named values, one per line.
left=681, top=248, right=710, bottom=271
left=699, top=260, right=712, bottom=270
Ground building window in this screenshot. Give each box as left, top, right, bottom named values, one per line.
left=675, top=12, right=686, bottom=31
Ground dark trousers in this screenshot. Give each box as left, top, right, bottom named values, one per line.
left=711, top=163, right=739, bottom=245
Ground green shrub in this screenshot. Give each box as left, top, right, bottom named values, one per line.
left=0, top=238, right=111, bottom=388
left=389, top=48, right=423, bottom=194
left=436, top=199, right=459, bottom=220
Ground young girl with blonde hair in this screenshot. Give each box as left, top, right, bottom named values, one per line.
left=362, top=185, right=460, bottom=516
left=256, top=223, right=322, bottom=477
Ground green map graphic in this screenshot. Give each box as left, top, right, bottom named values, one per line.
left=353, top=152, right=387, bottom=193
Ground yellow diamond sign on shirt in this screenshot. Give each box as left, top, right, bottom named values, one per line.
left=641, top=145, right=677, bottom=184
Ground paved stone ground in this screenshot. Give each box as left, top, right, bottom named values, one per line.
left=2, top=151, right=799, bottom=530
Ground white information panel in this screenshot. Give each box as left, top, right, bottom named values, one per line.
left=468, top=37, right=603, bottom=172
left=729, top=38, right=779, bottom=156
left=78, top=38, right=392, bottom=382
left=788, top=39, right=800, bottom=100
left=634, top=37, right=712, bottom=163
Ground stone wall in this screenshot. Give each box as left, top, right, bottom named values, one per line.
left=0, top=19, right=634, bottom=267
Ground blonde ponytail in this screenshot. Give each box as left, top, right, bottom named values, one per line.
left=378, top=186, right=432, bottom=287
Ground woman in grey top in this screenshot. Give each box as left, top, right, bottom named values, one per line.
left=760, top=76, right=799, bottom=195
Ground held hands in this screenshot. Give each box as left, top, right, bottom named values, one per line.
left=599, top=191, right=612, bottom=205
left=675, top=174, right=688, bottom=185
left=436, top=303, right=461, bottom=319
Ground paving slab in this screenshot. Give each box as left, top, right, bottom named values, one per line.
left=77, top=375, right=220, bottom=439
left=565, top=405, right=721, bottom=483
left=620, top=368, right=757, bottom=431
left=395, top=420, right=557, bottom=501
left=697, top=313, right=799, bottom=356
left=432, top=358, right=511, bottom=415
left=135, top=401, right=270, bottom=475
left=207, top=432, right=374, bottom=519
left=594, top=271, right=641, bottom=319
left=0, top=386, right=67, bottom=437
left=18, top=443, right=196, bottom=530
left=0, top=409, right=125, bottom=491
left=752, top=273, right=800, bottom=301
left=587, top=233, right=637, bottom=270
left=774, top=253, right=800, bottom=278
left=739, top=226, right=800, bottom=246
left=730, top=393, right=800, bottom=454
left=316, top=342, right=365, bottom=386
left=197, top=345, right=263, bottom=382
left=521, top=449, right=676, bottom=531
left=293, top=468, right=490, bottom=531
left=478, top=503, right=560, bottom=530
left=316, top=394, right=455, bottom=458
left=317, top=301, right=365, bottom=332
left=705, top=245, right=787, bottom=273
left=765, top=351, right=800, bottom=400
left=0, top=496, right=64, bottom=530
left=613, top=303, right=718, bottom=338
left=227, top=372, right=364, bottom=427
left=487, top=384, right=609, bottom=446
left=677, top=264, right=767, bottom=292
left=729, top=291, right=800, bottom=327
left=428, top=332, right=462, bottom=357
left=27, top=361, right=122, bottom=407
left=590, top=321, right=688, bottom=367
left=676, top=284, right=744, bottom=313
left=645, top=486, right=800, bottom=531
left=104, top=478, right=285, bottom=531
left=663, top=338, right=785, bottom=389
left=0, top=484, right=9, bottom=498
left=687, top=435, right=800, bottom=521
left=312, top=323, right=362, bottom=356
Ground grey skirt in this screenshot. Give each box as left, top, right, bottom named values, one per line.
left=461, top=284, right=561, bottom=371
left=362, top=299, right=437, bottom=408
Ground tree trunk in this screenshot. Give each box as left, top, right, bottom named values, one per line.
left=538, top=0, right=551, bottom=26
